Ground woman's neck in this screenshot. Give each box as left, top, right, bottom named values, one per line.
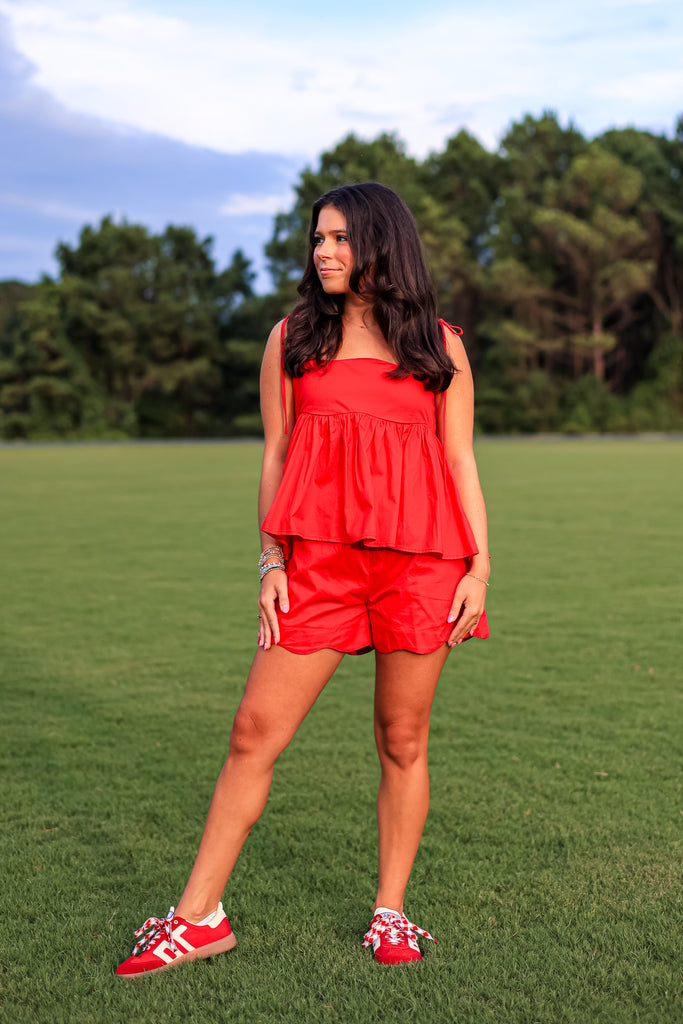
left=341, top=295, right=377, bottom=332
left=339, top=297, right=394, bottom=360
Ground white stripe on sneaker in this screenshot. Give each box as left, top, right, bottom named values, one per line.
left=152, top=941, right=179, bottom=963
left=172, top=926, right=195, bottom=953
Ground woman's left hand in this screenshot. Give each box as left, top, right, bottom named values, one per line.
left=446, top=573, right=487, bottom=646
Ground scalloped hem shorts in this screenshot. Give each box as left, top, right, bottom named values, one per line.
left=275, top=538, right=490, bottom=656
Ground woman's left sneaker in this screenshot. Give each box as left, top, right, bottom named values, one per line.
left=116, top=903, right=236, bottom=976
left=362, top=907, right=437, bottom=965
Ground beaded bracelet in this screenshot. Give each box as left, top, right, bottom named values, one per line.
left=465, top=572, right=490, bottom=587
left=260, top=561, right=285, bottom=581
left=259, top=544, right=284, bottom=570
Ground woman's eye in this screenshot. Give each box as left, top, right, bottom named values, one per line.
left=313, top=233, right=348, bottom=245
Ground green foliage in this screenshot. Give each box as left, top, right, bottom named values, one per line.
left=626, top=332, right=683, bottom=430
left=0, top=221, right=263, bottom=439
left=0, top=279, right=36, bottom=336
left=2, top=113, right=683, bottom=438
left=600, top=125, right=683, bottom=339
left=493, top=112, right=589, bottom=273
left=0, top=282, right=108, bottom=438
left=418, top=131, right=501, bottom=338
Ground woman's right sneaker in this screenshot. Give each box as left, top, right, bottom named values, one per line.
left=362, top=907, right=437, bottom=965
left=116, top=903, right=236, bottom=976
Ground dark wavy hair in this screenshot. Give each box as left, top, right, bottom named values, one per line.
left=284, top=182, right=456, bottom=391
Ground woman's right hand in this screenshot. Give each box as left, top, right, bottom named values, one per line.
left=257, top=569, right=289, bottom=650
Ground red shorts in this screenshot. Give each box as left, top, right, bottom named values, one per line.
left=276, top=539, right=490, bottom=656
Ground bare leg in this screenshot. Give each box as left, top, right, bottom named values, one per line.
left=176, top=645, right=344, bottom=922
left=372, top=646, right=449, bottom=914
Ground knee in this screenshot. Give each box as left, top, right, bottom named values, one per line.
left=229, top=702, right=275, bottom=759
left=375, top=719, right=427, bottom=771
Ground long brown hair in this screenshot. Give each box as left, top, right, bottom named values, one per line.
left=284, top=183, right=456, bottom=392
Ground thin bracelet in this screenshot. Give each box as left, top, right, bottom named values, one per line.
left=260, top=561, right=285, bottom=581
left=259, top=544, right=283, bottom=568
left=465, top=572, right=490, bottom=587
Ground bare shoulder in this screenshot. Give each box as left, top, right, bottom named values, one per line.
left=441, top=322, right=472, bottom=386
left=262, top=318, right=288, bottom=371
left=265, top=318, right=287, bottom=352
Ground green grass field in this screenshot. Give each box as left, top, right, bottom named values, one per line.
left=1, top=440, right=681, bottom=1024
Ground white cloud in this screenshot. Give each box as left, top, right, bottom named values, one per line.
left=601, top=0, right=674, bottom=6
left=1, top=0, right=682, bottom=159
left=596, top=68, right=683, bottom=101
left=1, top=191, right=99, bottom=222
left=219, top=193, right=294, bottom=217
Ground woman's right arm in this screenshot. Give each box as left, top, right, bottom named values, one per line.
left=257, top=320, right=294, bottom=650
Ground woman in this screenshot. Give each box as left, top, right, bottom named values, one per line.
left=116, top=182, right=489, bottom=976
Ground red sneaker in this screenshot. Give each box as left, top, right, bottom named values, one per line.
left=116, top=903, right=236, bottom=977
left=362, top=907, right=437, bottom=965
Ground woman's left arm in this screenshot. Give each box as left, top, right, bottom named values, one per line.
left=437, top=326, right=490, bottom=645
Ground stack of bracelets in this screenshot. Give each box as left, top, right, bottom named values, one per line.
left=259, top=544, right=285, bottom=581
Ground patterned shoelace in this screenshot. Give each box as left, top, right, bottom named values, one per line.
left=132, top=907, right=177, bottom=957
left=362, top=912, right=438, bottom=949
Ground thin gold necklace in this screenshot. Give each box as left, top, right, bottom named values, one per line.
left=342, top=315, right=375, bottom=330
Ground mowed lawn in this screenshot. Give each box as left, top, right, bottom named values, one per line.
left=0, top=440, right=680, bottom=1024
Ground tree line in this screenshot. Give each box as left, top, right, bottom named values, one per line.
left=1, top=111, right=682, bottom=439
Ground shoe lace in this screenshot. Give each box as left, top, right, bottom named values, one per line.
left=362, top=911, right=437, bottom=949
left=132, top=907, right=177, bottom=957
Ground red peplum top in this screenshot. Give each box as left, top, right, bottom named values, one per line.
left=261, top=320, right=480, bottom=562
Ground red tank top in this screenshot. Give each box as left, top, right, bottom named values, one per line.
left=261, top=319, right=479, bottom=561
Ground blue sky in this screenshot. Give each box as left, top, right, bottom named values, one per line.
left=1, top=0, right=682, bottom=287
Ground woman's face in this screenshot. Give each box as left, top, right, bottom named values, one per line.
left=313, top=205, right=354, bottom=295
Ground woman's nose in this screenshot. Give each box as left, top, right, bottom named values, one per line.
left=317, top=237, right=333, bottom=259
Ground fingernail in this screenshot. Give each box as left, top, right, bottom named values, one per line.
left=281, top=605, right=289, bottom=613
left=447, top=615, right=455, bottom=623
